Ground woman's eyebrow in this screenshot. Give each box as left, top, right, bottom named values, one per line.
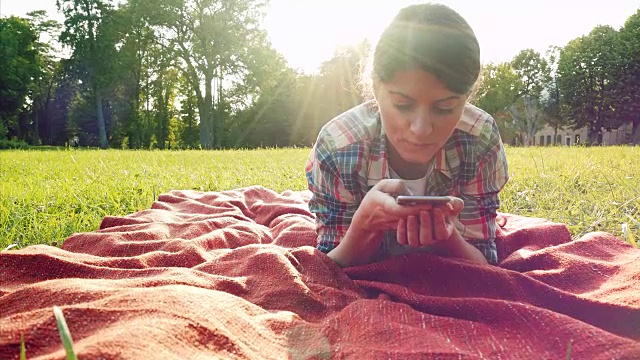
left=388, top=90, right=415, bottom=101
left=434, top=95, right=461, bottom=104
left=388, top=91, right=460, bottom=104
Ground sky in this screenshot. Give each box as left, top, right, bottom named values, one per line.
left=4, top=0, right=639, bottom=73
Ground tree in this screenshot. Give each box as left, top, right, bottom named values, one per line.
left=474, top=50, right=552, bottom=146
left=132, top=0, right=270, bottom=149
left=226, top=41, right=296, bottom=147
left=44, top=59, right=79, bottom=146
left=541, top=45, right=570, bottom=145
left=506, top=95, right=545, bottom=146
left=0, top=16, right=39, bottom=140
left=475, top=62, right=522, bottom=115
left=177, top=74, right=200, bottom=148
left=507, top=49, right=551, bottom=146
left=288, top=73, right=323, bottom=146
left=473, top=62, right=523, bottom=144
left=152, top=67, right=179, bottom=149
left=25, top=10, right=62, bottom=145
left=290, top=41, right=369, bottom=146
left=613, top=10, right=640, bottom=145
left=511, top=49, right=551, bottom=98
left=557, top=26, right=620, bottom=144
left=316, top=41, right=369, bottom=118
left=108, top=2, right=160, bottom=149
left=57, top=0, right=118, bottom=148
left=228, top=40, right=369, bottom=148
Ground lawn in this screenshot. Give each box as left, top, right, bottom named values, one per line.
left=1, top=146, right=639, bottom=250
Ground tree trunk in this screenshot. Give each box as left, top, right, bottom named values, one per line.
left=144, top=72, right=151, bottom=149
left=587, top=128, right=597, bottom=145
left=95, top=91, right=108, bottom=149
left=215, top=68, right=222, bottom=149
left=33, top=107, right=40, bottom=145
left=632, top=120, right=640, bottom=146
left=157, top=72, right=166, bottom=150
left=129, top=38, right=144, bottom=149
left=41, top=80, right=55, bottom=146
left=199, top=74, right=214, bottom=149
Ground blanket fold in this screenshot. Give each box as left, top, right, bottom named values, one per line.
left=1, top=185, right=639, bottom=359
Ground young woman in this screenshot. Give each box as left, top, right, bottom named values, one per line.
left=305, top=3, right=509, bottom=267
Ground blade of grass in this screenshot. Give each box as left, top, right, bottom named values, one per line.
left=3, top=244, right=18, bottom=251
left=622, top=223, right=638, bottom=248
left=53, top=306, right=77, bottom=360
left=20, top=334, right=26, bottom=360
left=625, top=214, right=640, bottom=227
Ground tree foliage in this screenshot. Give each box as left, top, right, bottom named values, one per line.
left=614, top=9, right=640, bottom=144
left=57, top=0, right=119, bottom=148
left=3, top=4, right=640, bottom=147
left=473, top=62, right=522, bottom=144
left=556, top=26, right=620, bottom=143
left=0, top=17, right=39, bottom=140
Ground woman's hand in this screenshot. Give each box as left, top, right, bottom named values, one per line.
left=396, top=197, right=464, bottom=247
left=396, top=197, right=488, bottom=264
left=351, top=180, right=436, bottom=233
left=327, top=179, right=433, bottom=267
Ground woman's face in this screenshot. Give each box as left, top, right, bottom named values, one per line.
left=374, top=70, right=468, bottom=165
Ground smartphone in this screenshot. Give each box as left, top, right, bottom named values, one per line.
left=396, top=195, right=452, bottom=206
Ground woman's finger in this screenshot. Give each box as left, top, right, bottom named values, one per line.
left=433, top=208, right=450, bottom=240
left=407, top=215, right=420, bottom=247
left=397, top=218, right=408, bottom=245
left=450, top=197, right=464, bottom=213
left=419, top=211, right=432, bottom=246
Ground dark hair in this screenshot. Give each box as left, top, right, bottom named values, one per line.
left=370, top=3, right=480, bottom=95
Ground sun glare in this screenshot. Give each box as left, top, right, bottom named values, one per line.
left=4, top=0, right=639, bottom=75
left=264, top=0, right=398, bottom=74
left=263, top=0, right=638, bottom=74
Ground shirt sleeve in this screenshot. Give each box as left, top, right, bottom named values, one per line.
left=457, top=117, right=509, bottom=242
left=304, top=132, right=360, bottom=253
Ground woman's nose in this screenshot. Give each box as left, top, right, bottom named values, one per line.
left=409, top=112, right=433, bottom=138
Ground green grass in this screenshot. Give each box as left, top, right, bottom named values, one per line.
left=20, top=307, right=78, bottom=360
left=1, top=146, right=638, bottom=249
left=53, top=306, right=78, bottom=360
left=500, top=146, right=639, bottom=243
left=0, top=148, right=309, bottom=249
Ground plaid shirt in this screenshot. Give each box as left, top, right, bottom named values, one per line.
left=305, top=101, right=509, bottom=264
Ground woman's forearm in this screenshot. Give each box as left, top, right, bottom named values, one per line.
left=327, top=225, right=383, bottom=267
left=438, top=230, right=489, bottom=265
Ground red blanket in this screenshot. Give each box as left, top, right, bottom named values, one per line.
left=1, top=186, right=639, bottom=359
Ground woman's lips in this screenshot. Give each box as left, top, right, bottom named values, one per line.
left=405, top=141, right=434, bottom=148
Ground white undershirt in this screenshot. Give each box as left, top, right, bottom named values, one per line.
left=388, top=167, right=427, bottom=196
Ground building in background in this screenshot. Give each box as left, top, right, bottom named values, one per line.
left=532, top=123, right=632, bottom=146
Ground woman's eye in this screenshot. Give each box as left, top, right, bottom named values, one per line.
left=394, top=103, right=413, bottom=112
left=434, top=107, right=454, bottom=115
